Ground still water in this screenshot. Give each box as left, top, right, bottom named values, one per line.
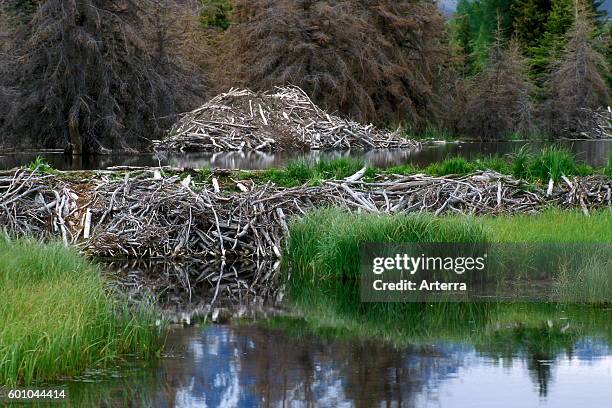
left=1, top=140, right=611, bottom=170
left=64, top=323, right=612, bottom=408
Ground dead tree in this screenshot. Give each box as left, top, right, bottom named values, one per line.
left=458, top=34, right=535, bottom=140
left=542, top=1, right=610, bottom=137
left=219, top=0, right=447, bottom=128
left=0, top=0, right=207, bottom=154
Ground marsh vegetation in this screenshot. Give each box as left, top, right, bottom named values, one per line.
left=0, top=237, right=162, bottom=385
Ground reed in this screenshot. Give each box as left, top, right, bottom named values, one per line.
left=0, top=237, right=162, bottom=385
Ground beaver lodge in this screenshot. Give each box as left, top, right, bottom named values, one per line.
left=0, top=165, right=609, bottom=306
left=154, top=86, right=420, bottom=152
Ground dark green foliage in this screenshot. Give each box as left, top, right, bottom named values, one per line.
left=511, top=0, right=553, bottom=51
left=529, top=0, right=575, bottom=79
left=200, top=0, right=232, bottom=29
left=453, top=0, right=515, bottom=73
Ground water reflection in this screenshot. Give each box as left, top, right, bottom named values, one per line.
left=65, top=323, right=612, bottom=407
left=1, top=140, right=610, bottom=170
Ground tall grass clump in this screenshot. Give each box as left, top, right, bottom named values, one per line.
left=283, top=208, right=612, bottom=344
left=286, top=208, right=486, bottom=282
left=0, top=238, right=162, bottom=386
left=284, top=208, right=490, bottom=344
left=425, top=157, right=475, bottom=176
left=512, top=146, right=593, bottom=181
left=27, top=156, right=56, bottom=174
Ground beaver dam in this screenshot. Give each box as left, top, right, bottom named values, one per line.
left=1, top=166, right=610, bottom=307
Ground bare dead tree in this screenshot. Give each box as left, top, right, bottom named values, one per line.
left=218, top=0, right=447, bottom=128
left=542, top=1, right=610, bottom=137
left=458, top=32, right=535, bottom=140
left=0, top=0, right=207, bottom=154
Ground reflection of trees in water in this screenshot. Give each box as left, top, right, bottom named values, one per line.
left=63, top=324, right=610, bottom=407
left=474, top=326, right=579, bottom=397
left=177, top=325, right=467, bottom=407
left=1, top=140, right=609, bottom=171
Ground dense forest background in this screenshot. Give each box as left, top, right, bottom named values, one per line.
left=0, top=0, right=609, bottom=153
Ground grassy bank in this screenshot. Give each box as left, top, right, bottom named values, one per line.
left=282, top=208, right=612, bottom=345
left=0, top=238, right=162, bottom=386
left=236, top=147, right=609, bottom=188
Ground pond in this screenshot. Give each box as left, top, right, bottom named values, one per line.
left=63, top=321, right=612, bottom=407
left=1, top=140, right=610, bottom=170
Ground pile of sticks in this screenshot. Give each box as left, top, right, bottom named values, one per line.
left=571, top=107, right=612, bottom=139
left=1, top=168, right=610, bottom=304
left=154, top=86, right=420, bottom=152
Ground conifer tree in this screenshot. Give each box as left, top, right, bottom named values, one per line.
left=530, top=0, right=575, bottom=78
left=510, top=0, right=553, bottom=51
left=459, top=28, right=534, bottom=139
left=543, top=0, right=610, bottom=136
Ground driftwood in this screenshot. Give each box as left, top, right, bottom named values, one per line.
left=1, top=167, right=610, bottom=305
left=154, top=86, right=420, bottom=152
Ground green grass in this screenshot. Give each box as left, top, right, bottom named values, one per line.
left=197, top=149, right=607, bottom=190
left=282, top=208, right=612, bottom=345
left=286, top=208, right=486, bottom=282
left=285, top=208, right=611, bottom=284
left=423, top=156, right=512, bottom=177
left=510, top=146, right=593, bottom=181
left=605, top=154, right=612, bottom=177
left=391, top=147, right=593, bottom=181
left=256, top=158, right=374, bottom=187
left=0, top=238, right=162, bottom=386
left=414, top=125, right=459, bottom=141
left=251, top=148, right=604, bottom=187
left=27, top=156, right=57, bottom=174
left=481, top=208, right=612, bottom=243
